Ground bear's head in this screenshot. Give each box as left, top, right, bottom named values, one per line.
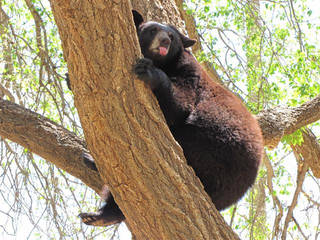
left=132, top=10, right=196, bottom=66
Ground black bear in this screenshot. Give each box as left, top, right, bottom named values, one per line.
left=78, top=10, right=264, bottom=226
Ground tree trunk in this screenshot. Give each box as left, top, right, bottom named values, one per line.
left=50, top=1, right=239, bottom=240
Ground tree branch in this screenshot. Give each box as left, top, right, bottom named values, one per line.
left=1, top=94, right=320, bottom=193
left=264, top=153, right=283, bottom=239
left=281, top=135, right=311, bottom=240
left=0, top=99, right=102, bottom=193
left=257, top=94, right=320, bottom=148
left=299, top=129, right=320, bottom=178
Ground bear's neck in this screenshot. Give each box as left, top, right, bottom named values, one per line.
left=153, top=48, right=182, bottom=70
left=156, top=49, right=198, bottom=77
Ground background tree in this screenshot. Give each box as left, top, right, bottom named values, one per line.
left=0, top=0, right=320, bottom=239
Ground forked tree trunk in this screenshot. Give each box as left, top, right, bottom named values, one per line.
left=50, top=1, right=239, bottom=239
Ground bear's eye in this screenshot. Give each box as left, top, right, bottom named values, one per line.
left=149, top=28, right=157, bottom=35
left=168, top=32, right=174, bottom=40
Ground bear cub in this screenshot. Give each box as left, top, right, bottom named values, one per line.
left=79, top=10, right=263, bottom=226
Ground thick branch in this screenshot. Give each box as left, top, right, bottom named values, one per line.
left=1, top=93, right=319, bottom=188
left=0, top=99, right=102, bottom=193
left=291, top=128, right=320, bottom=179
left=299, top=129, right=320, bottom=178
left=257, top=94, right=320, bottom=148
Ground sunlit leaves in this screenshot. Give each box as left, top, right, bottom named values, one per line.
left=186, top=0, right=320, bottom=110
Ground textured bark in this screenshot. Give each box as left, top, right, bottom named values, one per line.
left=0, top=99, right=102, bottom=193
left=131, top=0, right=184, bottom=29
left=257, top=94, right=320, bottom=148
left=0, top=4, right=15, bottom=101
left=291, top=129, right=320, bottom=178
left=49, top=1, right=238, bottom=240
left=1, top=91, right=319, bottom=193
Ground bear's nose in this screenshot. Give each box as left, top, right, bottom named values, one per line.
left=160, top=37, right=171, bottom=47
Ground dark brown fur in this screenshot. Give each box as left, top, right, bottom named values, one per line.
left=147, top=47, right=263, bottom=209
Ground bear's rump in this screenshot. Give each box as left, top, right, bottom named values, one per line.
left=171, top=123, right=259, bottom=210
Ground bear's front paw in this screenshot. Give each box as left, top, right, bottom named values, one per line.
left=134, top=58, right=155, bottom=82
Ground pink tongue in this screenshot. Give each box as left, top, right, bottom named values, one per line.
left=159, top=47, right=168, bottom=56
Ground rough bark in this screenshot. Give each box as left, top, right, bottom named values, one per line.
left=0, top=4, right=15, bottom=101
left=49, top=1, right=238, bottom=240
left=291, top=129, right=320, bottom=178
left=131, top=0, right=184, bottom=29
left=0, top=99, right=103, bottom=193
left=173, top=0, right=202, bottom=52
left=257, top=94, right=320, bottom=148
left=1, top=93, right=318, bottom=183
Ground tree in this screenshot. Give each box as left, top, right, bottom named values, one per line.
left=1, top=0, right=320, bottom=239
left=49, top=1, right=239, bottom=239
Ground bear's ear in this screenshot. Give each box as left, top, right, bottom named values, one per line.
left=168, top=25, right=196, bottom=48
left=181, top=35, right=197, bottom=48
left=132, top=10, right=144, bottom=30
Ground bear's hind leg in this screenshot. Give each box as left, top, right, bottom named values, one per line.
left=79, top=203, right=124, bottom=226
left=79, top=187, right=125, bottom=226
